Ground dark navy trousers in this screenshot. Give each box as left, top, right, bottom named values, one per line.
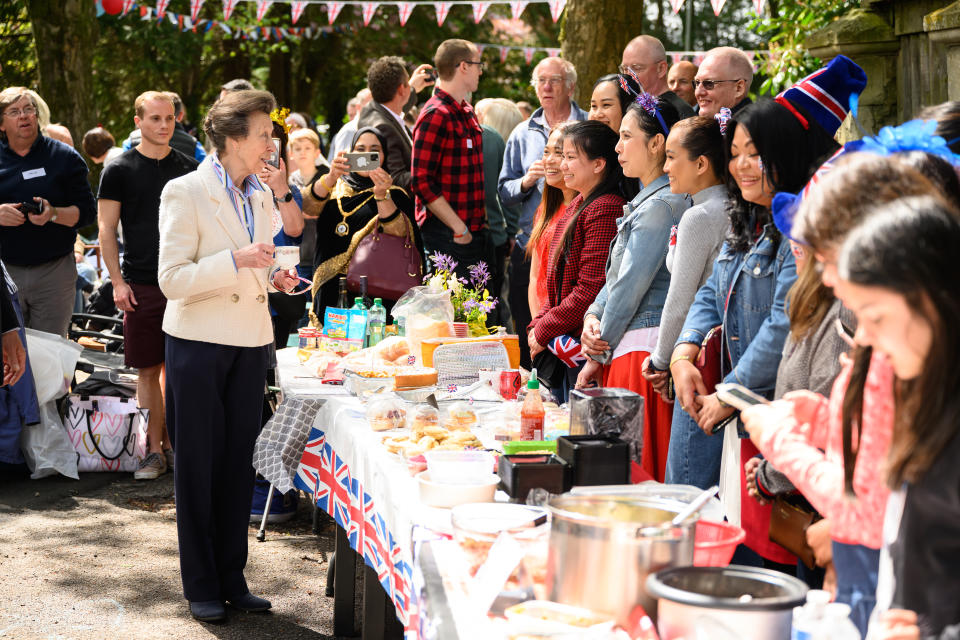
left=165, top=334, right=269, bottom=602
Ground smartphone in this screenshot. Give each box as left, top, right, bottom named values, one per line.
left=425, top=67, right=438, bottom=83
left=715, top=383, right=770, bottom=412
left=268, top=137, right=281, bottom=168
left=20, top=200, right=42, bottom=215
left=343, top=152, right=381, bottom=172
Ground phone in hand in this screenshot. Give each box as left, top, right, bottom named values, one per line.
left=268, top=137, right=281, bottom=168
left=20, top=200, right=42, bottom=215
left=716, top=383, right=770, bottom=412
left=425, top=67, right=438, bottom=83
left=343, top=152, right=381, bottom=172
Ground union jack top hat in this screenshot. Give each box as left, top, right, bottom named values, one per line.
left=777, top=55, right=867, bottom=137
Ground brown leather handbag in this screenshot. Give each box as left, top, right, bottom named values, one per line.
left=768, top=496, right=822, bottom=570
left=346, top=219, right=422, bottom=301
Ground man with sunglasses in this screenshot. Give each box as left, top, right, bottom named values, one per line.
left=693, top=46, right=755, bottom=118
left=411, top=39, right=492, bottom=278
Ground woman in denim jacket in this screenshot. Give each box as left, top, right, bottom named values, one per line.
left=667, top=99, right=839, bottom=569
left=577, top=97, right=688, bottom=481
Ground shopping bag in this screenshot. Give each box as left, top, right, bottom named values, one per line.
left=63, top=395, right=148, bottom=472
left=719, top=416, right=742, bottom=526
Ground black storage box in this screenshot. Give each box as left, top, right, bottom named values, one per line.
left=498, top=454, right=571, bottom=501
left=556, top=434, right=630, bottom=486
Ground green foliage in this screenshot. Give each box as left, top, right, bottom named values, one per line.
left=0, top=2, right=37, bottom=90
left=749, top=0, right=860, bottom=96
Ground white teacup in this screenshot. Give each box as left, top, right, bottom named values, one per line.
left=275, top=246, right=300, bottom=269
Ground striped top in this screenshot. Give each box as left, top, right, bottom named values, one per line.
left=210, top=152, right=266, bottom=242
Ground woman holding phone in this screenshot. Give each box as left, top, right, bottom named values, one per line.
left=300, top=127, right=420, bottom=317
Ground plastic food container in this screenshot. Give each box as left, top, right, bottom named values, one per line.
left=416, top=471, right=498, bottom=508
left=451, top=503, right=551, bottom=584
left=504, top=600, right=615, bottom=635
left=502, top=440, right=557, bottom=456
left=424, top=450, right=495, bottom=484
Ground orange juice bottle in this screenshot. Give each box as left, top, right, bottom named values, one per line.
left=520, top=369, right=545, bottom=441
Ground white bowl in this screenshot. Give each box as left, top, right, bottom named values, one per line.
left=416, top=471, right=499, bottom=508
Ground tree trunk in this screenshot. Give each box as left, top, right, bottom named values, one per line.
left=268, top=49, right=293, bottom=110
left=25, top=0, right=98, bottom=143
left=561, top=0, right=646, bottom=107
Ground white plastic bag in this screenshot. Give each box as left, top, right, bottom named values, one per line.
left=20, top=329, right=83, bottom=479
left=390, top=285, right=454, bottom=363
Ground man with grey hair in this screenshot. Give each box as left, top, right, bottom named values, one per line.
left=621, top=35, right=695, bottom=119
left=497, top=55, right=588, bottom=368
left=327, top=88, right=372, bottom=162
left=693, top=46, right=754, bottom=118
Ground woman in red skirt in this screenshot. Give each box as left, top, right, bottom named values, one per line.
left=576, top=93, right=690, bottom=482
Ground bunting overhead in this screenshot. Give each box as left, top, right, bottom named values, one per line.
left=434, top=1, right=452, bottom=26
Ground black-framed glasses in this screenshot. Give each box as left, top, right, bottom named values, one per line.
left=462, top=60, right=486, bottom=71
left=693, top=78, right=742, bottom=91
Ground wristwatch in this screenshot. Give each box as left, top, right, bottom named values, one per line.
left=279, top=191, right=294, bottom=203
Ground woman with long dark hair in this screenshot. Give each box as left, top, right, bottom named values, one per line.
left=667, top=98, right=839, bottom=569
left=526, top=123, right=575, bottom=318
left=527, top=120, right=626, bottom=402
left=576, top=96, right=687, bottom=481
left=588, top=74, right=632, bottom=133
left=741, top=153, right=941, bottom=634
left=827, top=196, right=960, bottom=640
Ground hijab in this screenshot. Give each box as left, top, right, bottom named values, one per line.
left=336, top=126, right=412, bottom=214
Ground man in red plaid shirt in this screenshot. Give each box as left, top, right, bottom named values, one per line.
left=411, top=39, right=492, bottom=278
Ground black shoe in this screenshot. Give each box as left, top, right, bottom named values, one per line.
left=226, top=592, right=272, bottom=612
left=189, top=600, right=227, bottom=622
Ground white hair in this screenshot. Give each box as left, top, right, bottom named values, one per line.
left=531, top=56, right=577, bottom=92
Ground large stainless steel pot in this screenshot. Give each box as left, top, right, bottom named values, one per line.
left=646, top=565, right=809, bottom=640
left=545, top=494, right=697, bottom=627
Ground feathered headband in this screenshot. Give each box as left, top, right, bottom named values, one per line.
left=617, top=69, right=670, bottom=136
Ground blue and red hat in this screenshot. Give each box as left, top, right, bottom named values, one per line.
left=776, top=55, right=867, bottom=137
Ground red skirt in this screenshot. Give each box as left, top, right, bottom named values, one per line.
left=603, top=350, right=673, bottom=482
left=740, top=439, right=797, bottom=565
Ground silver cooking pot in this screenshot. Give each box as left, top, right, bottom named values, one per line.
left=646, top=565, right=809, bottom=640
left=545, top=494, right=697, bottom=627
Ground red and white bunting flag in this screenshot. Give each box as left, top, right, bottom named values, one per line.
left=670, top=52, right=682, bottom=64
left=256, top=0, right=273, bottom=22
left=362, top=2, right=379, bottom=25
left=397, top=1, right=414, bottom=25
left=499, top=46, right=510, bottom=63
left=327, top=2, right=345, bottom=24
left=434, top=2, right=452, bottom=26
left=156, top=0, right=171, bottom=18
left=710, top=0, right=726, bottom=15
left=523, top=47, right=535, bottom=64
left=221, top=0, right=239, bottom=21
left=139, top=6, right=150, bottom=19
left=510, top=1, right=529, bottom=19
left=546, top=47, right=560, bottom=57
left=261, top=26, right=270, bottom=39
left=669, top=0, right=685, bottom=13
left=290, top=0, right=307, bottom=24
left=121, top=0, right=136, bottom=15
left=548, top=0, right=566, bottom=22
left=472, top=2, right=491, bottom=23
left=693, top=53, right=705, bottom=65
left=190, top=0, right=204, bottom=22
left=476, top=44, right=486, bottom=56
left=753, top=0, right=765, bottom=13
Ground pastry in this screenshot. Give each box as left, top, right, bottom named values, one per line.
left=394, top=366, right=438, bottom=390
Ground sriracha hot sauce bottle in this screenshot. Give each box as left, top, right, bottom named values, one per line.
left=520, top=369, right=545, bottom=441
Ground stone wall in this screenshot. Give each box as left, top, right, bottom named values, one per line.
left=805, top=0, right=960, bottom=136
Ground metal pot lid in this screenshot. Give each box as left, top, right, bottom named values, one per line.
left=646, top=565, right=809, bottom=611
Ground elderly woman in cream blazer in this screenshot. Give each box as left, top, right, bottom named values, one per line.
left=158, top=90, right=298, bottom=624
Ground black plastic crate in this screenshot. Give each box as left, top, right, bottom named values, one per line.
left=498, top=453, right=571, bottom=501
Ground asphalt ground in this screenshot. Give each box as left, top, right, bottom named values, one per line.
left=0, top=469, right=353, bottom=640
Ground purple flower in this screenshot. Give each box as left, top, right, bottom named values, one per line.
left=428, top=252, right=458, bottom=274
left=468, top=261, right=491, bottom=288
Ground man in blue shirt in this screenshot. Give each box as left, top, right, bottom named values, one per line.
left=497, top=57, right=588, bottom=367
left=0, top=86, right=96, bottom=336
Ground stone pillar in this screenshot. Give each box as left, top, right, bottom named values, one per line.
left=924, top=2, right=960, bottom=103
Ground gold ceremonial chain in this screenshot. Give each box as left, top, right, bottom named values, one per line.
left=333, top=180, right=375, bottom=236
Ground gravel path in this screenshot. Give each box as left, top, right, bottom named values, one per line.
left=0, top=471, right=342, bottom=639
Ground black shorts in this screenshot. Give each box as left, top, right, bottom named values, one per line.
left=122, top=283, right=167, bottom=369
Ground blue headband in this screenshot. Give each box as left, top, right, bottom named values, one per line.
left=617, top=71, right=670, bottom=136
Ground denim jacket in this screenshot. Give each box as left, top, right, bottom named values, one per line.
left=676, top=223, right=797, bottom=395
left=586, top=174, right=691, bottom=364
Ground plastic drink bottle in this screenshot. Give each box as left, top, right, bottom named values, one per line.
left=367, top=298, right=386, bottom=347
left=520, top=369, right=545, bottom=441
left=791, top=590, right=832, bottom=640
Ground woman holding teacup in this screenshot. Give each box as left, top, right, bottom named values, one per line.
left=157, top=90, right=300, bottom=624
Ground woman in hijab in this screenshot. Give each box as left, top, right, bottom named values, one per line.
left=300, top=127, right=420, bottom=319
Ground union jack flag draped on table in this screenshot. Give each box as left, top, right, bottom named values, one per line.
left=294, top=426, right=416, bottom=636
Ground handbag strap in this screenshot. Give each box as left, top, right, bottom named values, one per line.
left=85, top=405, right=136, bottom=461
